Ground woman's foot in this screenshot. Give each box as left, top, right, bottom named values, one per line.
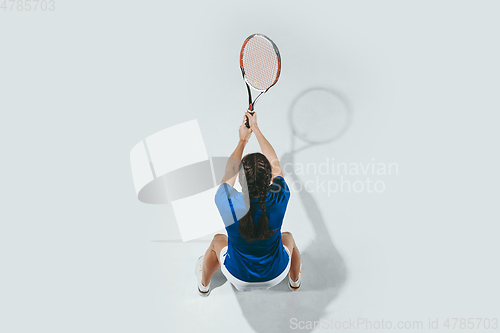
left=288, top=262, right=302, bottom=291
left=196, top=255, right=211, bottom=296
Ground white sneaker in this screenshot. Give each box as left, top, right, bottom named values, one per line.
left=195, top=255, right=211, bottom=297
left=289, top=262, right=302, bottom=291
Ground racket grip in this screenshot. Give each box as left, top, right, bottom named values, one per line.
left=245, top=105, right=254, bottom=128
left=245, top=110, right=255, bottom=128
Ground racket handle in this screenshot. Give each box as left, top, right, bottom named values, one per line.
left=245, top=104, right=255, bottom=128
left=245, top=109, right=254, bottom=128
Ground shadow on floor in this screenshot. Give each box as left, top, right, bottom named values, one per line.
left=230, top=150, right=347, bottom=333
left=169, top=87, right=351, bottom=332
left=233, top=87, right=352, bottom=332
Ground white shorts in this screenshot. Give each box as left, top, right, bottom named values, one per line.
left=219, top=245, right=291, bottom=291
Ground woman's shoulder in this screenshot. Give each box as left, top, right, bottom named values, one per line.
left=267, top=176, right=290, bottom=203
left=270, top=175, right=289, bottom=192
left=216, top=183, right=243, bottom=199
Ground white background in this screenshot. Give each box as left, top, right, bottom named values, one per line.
left=1, top=1, right=499, bottom=332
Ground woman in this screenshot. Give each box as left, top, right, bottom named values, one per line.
left=195, top=111, right=302, bottom=296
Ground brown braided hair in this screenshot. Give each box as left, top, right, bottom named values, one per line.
left=238, top=153, right=276, bottom=242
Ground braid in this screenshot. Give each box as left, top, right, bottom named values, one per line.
left=255, top=159, right=274, bottom=240
left=238, top=152, right=275, bottom=242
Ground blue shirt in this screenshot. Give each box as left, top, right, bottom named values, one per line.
left=214, top=176, right=290, bottom=282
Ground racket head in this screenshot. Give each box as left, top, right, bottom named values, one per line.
left=240, top=34, right=281, bottom=92
left=290, top=88, right=351, bottom=145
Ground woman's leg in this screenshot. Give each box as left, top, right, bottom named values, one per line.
left=201, top=234, right=228, bottom=287
left=281, top=231, right=301, bottom=282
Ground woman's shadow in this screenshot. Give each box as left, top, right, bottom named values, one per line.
left=229, top=149, right=348, bottom=332
left=210, top=88, right=351, bottom=332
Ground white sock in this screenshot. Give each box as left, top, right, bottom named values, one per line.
left=290, top=275, right=301, bottom=287
left=290, top=263, right=302, bottom=287
left=199, top=279, right=210, bottom=292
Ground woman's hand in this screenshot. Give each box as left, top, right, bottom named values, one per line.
left=245, top=111, right=258, bottom=129
left=239, top=115, right=252, bottom=142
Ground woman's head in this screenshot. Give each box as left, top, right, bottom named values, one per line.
left=239, top=153, right=272, bottom=197
left=238, top=153, right=276, bottom=242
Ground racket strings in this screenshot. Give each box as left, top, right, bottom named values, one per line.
left=242, top=36, right=279, bottom=91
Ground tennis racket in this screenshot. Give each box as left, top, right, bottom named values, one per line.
left=239, top=33, right=281, bottom=128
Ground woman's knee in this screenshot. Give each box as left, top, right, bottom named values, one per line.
left=212, top=234, right=228, bottom=247
left=210, top=234, right=227, bottom=263
left=281, top=231, right=294, bottom=241
left=281, top=231, right=295, bottom=247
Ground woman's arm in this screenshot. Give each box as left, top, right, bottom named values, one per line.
left=221, top=119, right=252, bottom=187
left=245, top=111, right=283, bottom=179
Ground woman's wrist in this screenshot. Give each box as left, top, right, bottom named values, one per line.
left=252, top=125, right=262, bottom=137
